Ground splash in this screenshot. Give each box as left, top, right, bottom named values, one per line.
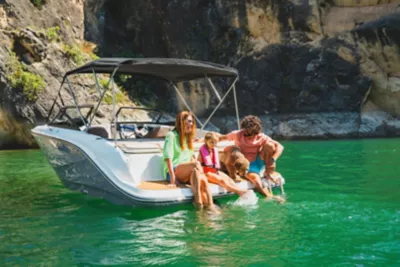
left=231, top=190, right=258, bottom=206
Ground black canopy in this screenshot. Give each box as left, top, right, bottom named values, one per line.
left=64, top=58, right=238, bottom=82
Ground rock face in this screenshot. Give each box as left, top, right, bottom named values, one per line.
left=95, top=0, right=399, bottom=137
left=0, top=0, right=399, bottom=148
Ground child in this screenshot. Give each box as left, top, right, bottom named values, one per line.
left=198, top=132, right=249, bottom=197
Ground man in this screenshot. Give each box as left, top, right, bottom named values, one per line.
left=218, top=115, right=284, bottom=200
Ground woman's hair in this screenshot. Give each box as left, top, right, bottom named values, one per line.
left=204, top=132, right=218, bottom=145
left=240, top=115, right=262, bottom=135
left=175, top=111, right=196, bottom=150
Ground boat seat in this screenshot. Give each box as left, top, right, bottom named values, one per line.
left=87, top=126, right=109, bottom=139
left=147, top=126, right=172, bottom=138
left=137, top=180, right=190, bottom=190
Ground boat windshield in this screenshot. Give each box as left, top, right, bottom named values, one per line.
left=49, top=105, right=94, bottom=129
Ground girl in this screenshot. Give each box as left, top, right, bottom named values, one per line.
left=198, top=132, right=249, bottom=197
left=163, top=111, right=214, bottom=208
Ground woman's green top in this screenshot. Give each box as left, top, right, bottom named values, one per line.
left=162, top=130, right=194, bottom=178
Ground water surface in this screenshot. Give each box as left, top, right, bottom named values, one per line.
left=1, top=139, right=399, bottom=266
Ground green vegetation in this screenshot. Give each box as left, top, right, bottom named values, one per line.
left=80, top=41, right=99, bottom=61
left=31, top=0, right=46, bottom=10
left=63, top=42, right=100, bottom=65
left=63, top=44, right=86, bottom=65
left=97, top=78, right=129, bottom=104
left=45, top=26, right=60, bottom=42
left=102, top=91, right=127, bottom=105
left=7, top=52, right=45, bottom=101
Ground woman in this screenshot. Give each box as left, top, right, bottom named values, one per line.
left=163, top=111, right=214, bottom=208
left=218, top=115, right=284, bottom=201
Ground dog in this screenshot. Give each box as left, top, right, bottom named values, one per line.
left=219, top=145, right=249, bottom=182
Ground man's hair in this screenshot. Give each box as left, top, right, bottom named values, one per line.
left=240, top=115, right=262, bottom=135
left=175, top=111, right=196, bottom=150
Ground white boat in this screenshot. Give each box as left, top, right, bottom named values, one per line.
left=32, top=58, right=282, bottom=206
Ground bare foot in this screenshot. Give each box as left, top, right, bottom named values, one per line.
left=273, top=195, right=286, bottom=204
left=206, top=204, right=221, bottom=215
left=238, top=190, right=250, bottom=197
left=193, top=201, right=203, bottom=209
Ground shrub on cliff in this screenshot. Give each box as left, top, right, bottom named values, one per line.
left=31, top=0, right=46, bottom=10
left=63, top=42, right=99, bottom=65
left=7, top=52, right=46, bottom=101
left=63, top=44, right=86, bottom=65
left=98, top=78, right=129, bottom=105
left=45, top=26, right=60, bottom=42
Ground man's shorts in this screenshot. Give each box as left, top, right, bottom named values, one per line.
left=248, top=155, right=265, bottom=175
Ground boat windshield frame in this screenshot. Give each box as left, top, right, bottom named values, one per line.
left=47, top=58, right=241, bottom=139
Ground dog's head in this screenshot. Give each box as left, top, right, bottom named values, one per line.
left=234, top=157, right=249, bottom=177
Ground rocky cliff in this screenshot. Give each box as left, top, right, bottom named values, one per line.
left=0, top=0, right=399, bottom=148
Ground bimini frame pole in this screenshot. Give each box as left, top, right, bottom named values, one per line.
left=65, top=77, right=88, bottom=128
left=92, top=69, right=103, bottom=97
left=111, top=78, right=117, bottom=141
left=206, top=75, right=222, bottom=102
left=46, top=77, right=66, bottom=122
left=171, top=82, right=204, bottom=128
left=86, top=66, right=121, bottom=131
left=232, top=83, right=240, bottom=129
left=201, top=76, right=239, bottom=130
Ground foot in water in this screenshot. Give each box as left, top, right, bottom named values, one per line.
left=272, top=195, right=286, bottom=204
left=206, top=204, right=221, bottom=214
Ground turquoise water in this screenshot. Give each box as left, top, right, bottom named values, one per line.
left=1, top=139, right=399, bottom=266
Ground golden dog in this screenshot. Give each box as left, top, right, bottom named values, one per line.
left=219, top=146, right=249, bottom=182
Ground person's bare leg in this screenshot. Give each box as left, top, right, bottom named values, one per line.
left=175, top=162, right=198, bottom=183
left=246, top=173, right=273, bottom=198
left=246, top=173, right=285, bottom=203
left=200, top=176, right=221, bottom=214
left=200, top=175, right=214, bottom=207
left=190, top=169, right=202, bottom=207
left=175, top=162, right=205, bottom=206
left=201, top=191, right=208, bottom=206
left=260, top=141, right=284, bottom=185
left=260, top=142, right=275, bottom=176
left=206, top=172, right=247, bottom=196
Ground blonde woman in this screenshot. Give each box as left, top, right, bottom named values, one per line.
left=163, top=111, right=215, bottom=208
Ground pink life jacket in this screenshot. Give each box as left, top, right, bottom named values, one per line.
left=199, top=144, right=220, bottom=169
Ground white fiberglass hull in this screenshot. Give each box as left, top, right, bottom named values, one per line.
left=32, top=125, right=284, bottom=206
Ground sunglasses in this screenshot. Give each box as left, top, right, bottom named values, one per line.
left=243, top=129, right=256, bottom=136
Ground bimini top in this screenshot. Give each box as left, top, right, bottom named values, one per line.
left=64, top=58, right=238, bottom=82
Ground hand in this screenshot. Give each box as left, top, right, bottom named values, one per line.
left=193, top=161, right=202, bottom=170
left=167, top=183, right=176, bottom=188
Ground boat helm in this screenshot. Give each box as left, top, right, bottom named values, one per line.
left=120, top=124, right=149, bottom=139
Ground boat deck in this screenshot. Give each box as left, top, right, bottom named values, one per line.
left=137, top=180, right=191, bottom=190
left=137, top=178, right=248, bottom=191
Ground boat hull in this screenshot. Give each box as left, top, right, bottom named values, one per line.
left=33, top=133, right=190, bottom=206
left=32, top=126, right=285, bottom=207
